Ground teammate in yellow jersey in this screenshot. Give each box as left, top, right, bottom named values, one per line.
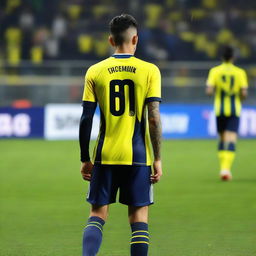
left=206, top=46, right=248, bottom=181
left=79, top=14, right=162, bottom=256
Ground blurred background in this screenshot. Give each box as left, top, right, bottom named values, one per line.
left=0, top=0, right=255, bottom=138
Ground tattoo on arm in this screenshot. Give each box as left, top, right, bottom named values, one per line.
left=147, top=101, right=162, bottom=160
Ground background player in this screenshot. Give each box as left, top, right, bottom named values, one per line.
left=206, top=46, right=248, bottom=181
left=79, top=14, right=162, bottom=255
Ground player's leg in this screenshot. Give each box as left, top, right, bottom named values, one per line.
left=220, top=130, right=237, bottom=179
left=218, top=131, right=225, bottom=167
left=119, top=165, right=152, bottom=256
left=219, top=116, right=239, bottom=180
left=129, top=206, right=149, bottom=256
left=218, top=132, right=225, bottom=147
left=83, top=205, right=108, bottom=256
left=83, top=165, right=118, bottom=256
left=217, top=116, right=226, bottom=175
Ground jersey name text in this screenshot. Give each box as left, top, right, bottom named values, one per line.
left=108, top=65, right=136, bottom=74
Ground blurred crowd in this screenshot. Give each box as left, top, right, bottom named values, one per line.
left=1, top=0, right=256, bottom=64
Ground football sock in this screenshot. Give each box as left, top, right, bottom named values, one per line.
left=218, top=142, right=236, bottom=171
left=130, top=222, right=149, bottom=256
left=218, top=141, right=225, bottom=170
left=223, top=142, right=236, bottom=171
left=227, top=142, right=235, bottom=152
left=82, top=216, right=105, bottom=256
left=218, top=141, right=225, bottom=151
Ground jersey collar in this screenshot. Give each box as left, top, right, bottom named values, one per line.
left=112, top=54, right=133, bottom=58
left=222, top=62, right=234, bottom=67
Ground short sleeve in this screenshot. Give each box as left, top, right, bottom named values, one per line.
left=240, top=70, right=248, bottom=88
left=82, top=67, right=97, bottom=102
left=145, top=65, right=161, bottom=103
left=206, top=68, right=216, bottom=87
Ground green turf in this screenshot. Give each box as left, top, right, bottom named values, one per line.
left=0, top=139, right=256, bottom=256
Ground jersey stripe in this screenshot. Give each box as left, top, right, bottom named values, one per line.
left=95, top=109, right=106, bottom=163
left=215, top=89, right=221, bottom=116
left=220, top=90, right=225, bottom=116
left=132, top=118, right=146, bottom=165
left=230, top=95, right=235, bottom=116
left=224, top=95, right=231, bottom=116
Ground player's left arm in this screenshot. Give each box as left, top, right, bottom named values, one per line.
left=146, top=64, right=162, bottom=183
left=147, top=101, right=162, bottom=184
left=79, top=67, right=97, bottom=181
left=206, top=69, right=215, bottom=96
left=240, top=70, right=248, bottom=101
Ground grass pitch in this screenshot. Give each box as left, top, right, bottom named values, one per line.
left=0, top=139, right=256, bottom=256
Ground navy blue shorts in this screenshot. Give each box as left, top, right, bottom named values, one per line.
left=87, top=165, right=153, bottom=206
left=216, top=116, right=239, bottom=133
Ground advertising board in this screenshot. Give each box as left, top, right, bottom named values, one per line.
left=0, top=107, right=44, bottom=138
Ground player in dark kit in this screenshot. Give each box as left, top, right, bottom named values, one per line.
left=79, top=14, right=162, bottom=255
left=206, top=46, right=248, bottom=180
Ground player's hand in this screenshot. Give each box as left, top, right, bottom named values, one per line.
left=80, top=161, right=93, bottom=181
left=151, top=160, right=162, bottom=184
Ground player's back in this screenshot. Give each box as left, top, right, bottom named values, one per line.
left=82, top=54, right=161, bottom=166
left=210, top=63, right=246, bottom=94
left=207, top=63, right=248, bottom=116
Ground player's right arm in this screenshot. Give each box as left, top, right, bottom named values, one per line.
left=79, top=102, right=96, bottom=181
left=79, top=67, right=97, bottom=181
left=206, top=68, right=216, bottom=96
left=146, top=64, right=162, bottom=183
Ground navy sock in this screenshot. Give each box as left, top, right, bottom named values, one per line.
left=218, top=141, right=224, bottom=151
left=83, top=216, right=105, bottom=256
left=227, top=142, right=236, bottom=152
left=130, top=222, right=149, bottom=256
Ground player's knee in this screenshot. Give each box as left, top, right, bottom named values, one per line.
left=90, top=205, right=108, bottom=221
left=226, top=132, right=237, bottom=143
left=128, top=206, right=148, bottom=223
left=223, top=131, right=236, bottom=143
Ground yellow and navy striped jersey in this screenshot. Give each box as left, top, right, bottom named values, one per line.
left=207, top=62, right=248, bottom=117
left=82, top=54, right=161, bottom=166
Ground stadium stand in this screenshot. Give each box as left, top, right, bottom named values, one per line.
left=0, top=0, right=255, bottom=107
left=1, top=0, right=256, bottom=63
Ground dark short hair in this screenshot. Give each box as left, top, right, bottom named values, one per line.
left=109, top=14, right=138, bottom=46
left=221, top=45, right=234, bottom=61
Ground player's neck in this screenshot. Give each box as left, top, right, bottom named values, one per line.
left=222, top=58, right=234, bottom=65
left=223, top=61, right=233, bottom=65
left=114, top=45, right=135, bottom=55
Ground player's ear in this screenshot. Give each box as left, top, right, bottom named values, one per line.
left=132, top=35, right=138, bottom=46
left=109, top=36, right=115, bottom=47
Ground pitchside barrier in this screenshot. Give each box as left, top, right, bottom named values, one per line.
left=0, top=104, right=256, bottom=139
